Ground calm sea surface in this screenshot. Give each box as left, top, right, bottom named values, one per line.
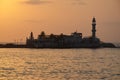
left=0, top=48, right=120, bottom=80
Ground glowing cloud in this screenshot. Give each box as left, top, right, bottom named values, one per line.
left=23, top=0, right=51, bottom=5
left=70, top=0, right=86, bottom=5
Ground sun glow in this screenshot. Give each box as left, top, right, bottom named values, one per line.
left=0, top=0, right=19, bottom=18
left=0, top=0, right=13, bottom=10
left=0, top=0, right=120, bottom=42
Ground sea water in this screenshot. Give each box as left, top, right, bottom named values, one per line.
left=0, top=48, right=120, bottom=80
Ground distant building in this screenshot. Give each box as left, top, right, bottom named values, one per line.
left=26, top=17, right=101, bottom=48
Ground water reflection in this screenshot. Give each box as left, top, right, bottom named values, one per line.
left=0, top=48, right=120, bottom=80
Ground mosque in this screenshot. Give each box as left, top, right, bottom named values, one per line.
left=26, top=17, right=101, bottom=48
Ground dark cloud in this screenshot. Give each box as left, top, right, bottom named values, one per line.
left=71, top=0, right=86, bottom=5
left=23, top=0, right=51, bottom=5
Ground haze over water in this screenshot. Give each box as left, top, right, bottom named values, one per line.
left=0, top=48, right=120, bottom=80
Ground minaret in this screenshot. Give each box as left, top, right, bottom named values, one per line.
left=92, top=17, right=96, bottom=38
left=30, top=32, right=34, bottom=40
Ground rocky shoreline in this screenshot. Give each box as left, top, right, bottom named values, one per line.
left=0, top=43, right=117, bottom=48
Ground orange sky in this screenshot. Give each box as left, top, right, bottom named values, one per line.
left=0, top=0, right=120, bottom=43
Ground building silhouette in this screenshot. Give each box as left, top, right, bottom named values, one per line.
left=92, top=17, right=96, bottom=38
left=26, top=17, right=101, bottom=48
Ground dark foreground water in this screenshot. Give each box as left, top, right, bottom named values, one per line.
left=0, top=48, right=120, bottom=80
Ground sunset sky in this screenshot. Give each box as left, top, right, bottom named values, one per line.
left=0, top=0, right=120, bottom=43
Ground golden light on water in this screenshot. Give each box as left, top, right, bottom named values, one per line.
left=0, top=49, right=120, bottom=80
